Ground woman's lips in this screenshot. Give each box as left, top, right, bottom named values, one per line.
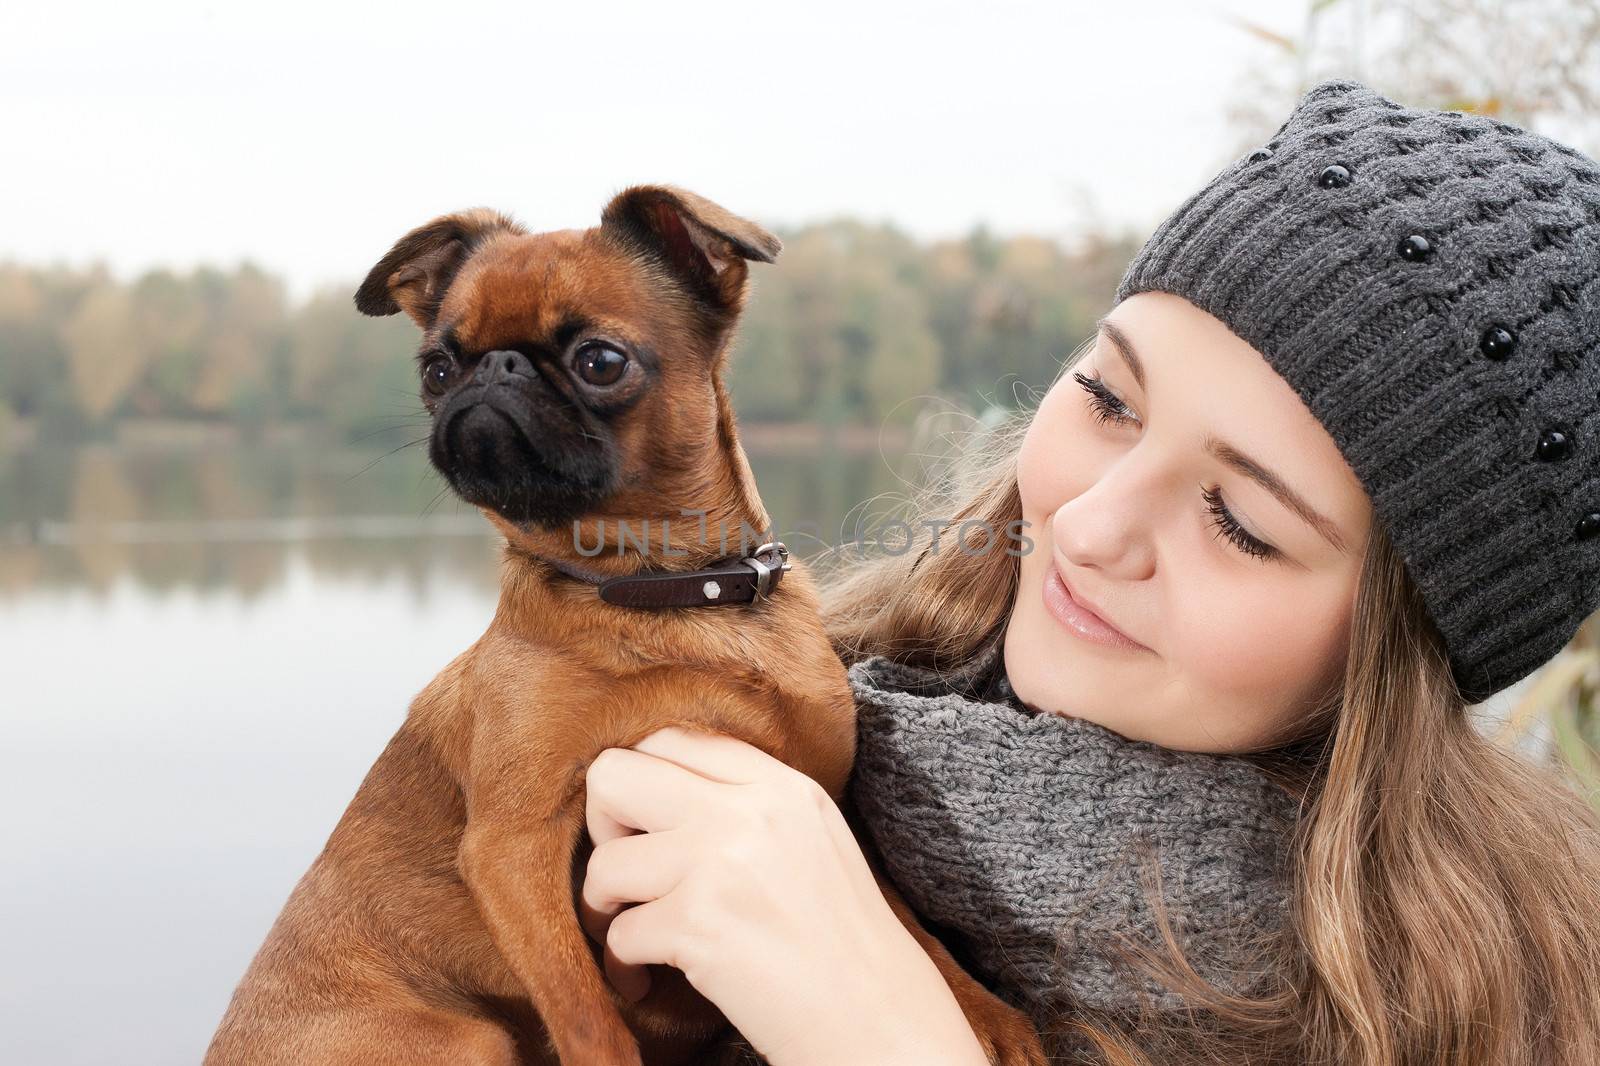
left=1043, top=560, right=1148, bottom=651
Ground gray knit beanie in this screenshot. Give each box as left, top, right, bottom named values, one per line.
left=1114, top=77, right=1600, bottom=703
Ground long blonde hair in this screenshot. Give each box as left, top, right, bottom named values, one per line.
left=814, top=343, right=1600, bottom=1065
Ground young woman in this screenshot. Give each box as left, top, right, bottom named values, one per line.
left=578, top=78, right=1600, bottom=1064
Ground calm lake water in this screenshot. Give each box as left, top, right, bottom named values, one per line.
left=0, top=439, right=909, bottom=1066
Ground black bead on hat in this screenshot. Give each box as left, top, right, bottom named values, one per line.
left=1115, top=77, right=1600, bottom=703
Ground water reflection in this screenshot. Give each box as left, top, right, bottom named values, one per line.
left=0, top=440, right=902, bottom=598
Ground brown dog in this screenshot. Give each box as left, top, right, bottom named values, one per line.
left=203, top=186, right=1045, bottom=1066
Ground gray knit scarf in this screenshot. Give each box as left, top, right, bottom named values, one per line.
left=843, top=634, right=1307, bottom=1036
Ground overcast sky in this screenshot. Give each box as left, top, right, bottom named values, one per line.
left=7, top=0, right=1308, bottom=303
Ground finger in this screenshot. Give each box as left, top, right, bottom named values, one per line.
left=603, top=926, right=652, bottom=1003
left=578, top=828, right=690, bottom=944
left=585, top=745, right=723, bottom=843
left=602, top=895, right=688, bottom=1005
left=630, top=724, right=791, bottom=785
left=605, top=891, right=693, bottom=979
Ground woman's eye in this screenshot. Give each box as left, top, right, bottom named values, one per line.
left=1072, top=370, right=1138, bottom=426
left=1070, top=367, right=1278, bottom=563
left=1201, top=484, right=1278, bottom=561
left=574, top=342, right=629, bottom=387
left=422, top=356, right=455, bottom=397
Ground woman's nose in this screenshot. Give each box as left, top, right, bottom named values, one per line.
left=1051, top=453, right=1163, bottom=576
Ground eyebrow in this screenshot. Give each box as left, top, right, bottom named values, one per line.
left=1094, top=315, right=1349, bottom=554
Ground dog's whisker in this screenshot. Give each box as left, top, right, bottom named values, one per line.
left=344, top=436, right=430, bottom=483
left=418, top=485, right=451, bottom=519
left=347, top=420, right=431, bottom=447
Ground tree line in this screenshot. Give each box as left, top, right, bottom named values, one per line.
left=0, top=220, right=1140, bottom=445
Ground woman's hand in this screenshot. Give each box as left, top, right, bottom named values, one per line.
left=578, top=725, right=991, bottom=1066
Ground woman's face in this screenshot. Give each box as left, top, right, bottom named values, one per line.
left=1004, top=291, right=1374, bottom=753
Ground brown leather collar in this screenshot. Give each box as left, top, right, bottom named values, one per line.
left=528, top=541, right=791, bottom=608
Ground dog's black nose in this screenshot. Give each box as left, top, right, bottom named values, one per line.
left=475, top=349, right=534, bottom=386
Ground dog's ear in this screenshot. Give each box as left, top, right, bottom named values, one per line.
left=599, top=185, right=782, bottom=314
left=354, top=208, right=525, bottom=328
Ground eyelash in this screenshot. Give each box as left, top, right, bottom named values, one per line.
left=1070, top=369, right=1279, bottom=562
left=1201, top=484, right=1276, bottom=560
left=1073, top=369, right=1135, bottom=429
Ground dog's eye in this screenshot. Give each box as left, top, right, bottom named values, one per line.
left=574, top=342, right=628, bottom=387
left=422, top=357, right=455, bottom=397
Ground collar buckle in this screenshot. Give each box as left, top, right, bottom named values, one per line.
left=742, top=541, right=791, bottom=605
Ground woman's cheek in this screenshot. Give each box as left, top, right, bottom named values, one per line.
left=1016, top=386, right=1085, bottom=520
left=1168, top=575, right=1344, bottom=733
